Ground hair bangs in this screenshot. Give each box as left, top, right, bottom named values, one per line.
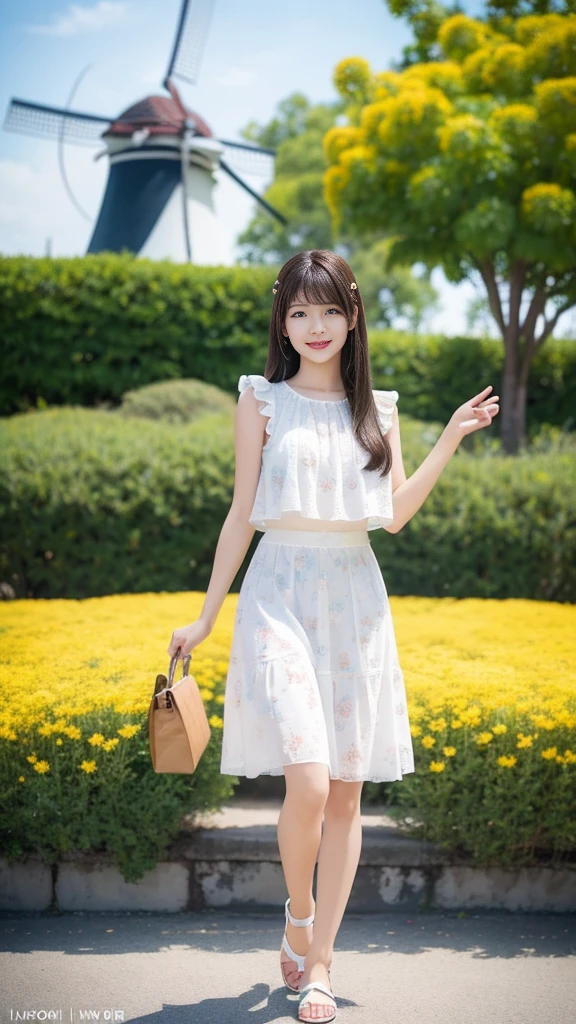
left=287, top=263, right=347, bottom=311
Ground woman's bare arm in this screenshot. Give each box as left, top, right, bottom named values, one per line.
left=198, top=387, right=268, bottom=628
left=384, top=385, right=499, bottom=535
left=167, top=385, right=268, bottom=655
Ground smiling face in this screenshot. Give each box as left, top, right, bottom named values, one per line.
left=283, top=296, right=358, bottom=362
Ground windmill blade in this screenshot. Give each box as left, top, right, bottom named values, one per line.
left=218, top=139, right=276, bottom=158
left=163, top=0, right=216, bottom=89
left=219, top=141, right=276, bottom=178
left=219, top=158, right=288, bottom=226
left=3, top=98, right=114, bottom=146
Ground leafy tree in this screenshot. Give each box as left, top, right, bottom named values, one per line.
left=237, top=94, right=337, bottom=264
left=236, top=94, right=437, bottom=328
left=387, top=0, right=575, bottom=67
left=324, top=9, right=576, bottom=451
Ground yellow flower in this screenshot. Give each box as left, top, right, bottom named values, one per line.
left=517, top=735, right=534, bottom=748
left=26, top=754, right=38, bottom=764
left=451, top=719, right=463, bottom=729
left=63, top=726, right=81, bottom=740
left=476, top=731, right=494, bottom=746
left=429, top=718, right=447, bottom=732
left=0, top=726, right=17, bottom=741
left=541, top=747, right=558, bottom=760
left=323, top=125, right=363, bottom=164
left=443, top=746, right=456, bottom=757
left=422, top=735, right=436, bottom=748
left=88, top=733, right=105, bottom=747
left=18, top=775, right=25, bottom=783
left=56, top=738, right=63, bottom=746
left=208, top=714, right=223, bottom=729
left=410, top=724, right=422, bottom=737
left=79, top=759, right=97, bottom=774
left=429, top=760, right=446, bottom=772
left=492, top=724, right=507, bottom=735
left=33, top=760, right=50, bottom=774
left=117, top=724, right=140, bottom=739
left=497, top=755, right=517, bottom=768
left=102, top=738, right=119, bottom=752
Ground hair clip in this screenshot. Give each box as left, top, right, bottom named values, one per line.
left=350, top=282, right=357, bottom=290
left=272, top=279, right=279, bottom=295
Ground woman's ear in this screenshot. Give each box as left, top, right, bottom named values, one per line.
left=350, top=307, right=358, bottom=330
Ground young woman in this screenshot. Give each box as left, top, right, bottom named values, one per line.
left=168, top=249, right=499, bottom=1022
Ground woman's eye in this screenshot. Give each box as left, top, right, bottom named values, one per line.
left=291, top=308, right=341, bottom=317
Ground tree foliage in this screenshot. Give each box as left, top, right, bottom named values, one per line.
left=324, top=9, right=576, bottom=449
left=237, top=94, right=338, bottom=264
left=236, top=93, right=437, bottom=328
left=387, top=1, right=576, bottom=65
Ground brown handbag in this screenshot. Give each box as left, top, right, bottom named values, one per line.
left=148, top=651, right=211, bottom=773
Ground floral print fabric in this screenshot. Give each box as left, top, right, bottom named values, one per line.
left=237, top=374, right=399, bottom=531
left=220, top=529, right=415, bottom=783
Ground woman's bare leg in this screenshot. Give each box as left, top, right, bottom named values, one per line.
left=298, top=779, right=364, bottom=1017
left=278, top=762, right=331, bottom=990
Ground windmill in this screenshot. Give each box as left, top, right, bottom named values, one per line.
left=3, top=0, right=287, bottom=263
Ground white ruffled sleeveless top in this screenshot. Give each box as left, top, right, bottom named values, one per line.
left=238, top=373, right=398, bottom=532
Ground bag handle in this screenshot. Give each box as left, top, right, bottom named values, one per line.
left=168, top=649, right=192, bottom=688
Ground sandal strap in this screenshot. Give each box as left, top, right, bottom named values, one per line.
left=298, top=981, right=335, bottom=1002
left=285, top=896, right=315, bottom=927
left=282, top=932, right=306, bottom=972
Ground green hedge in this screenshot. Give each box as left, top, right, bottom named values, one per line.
left=0, top=254, right=276, bottom=415
left=1, top=403, right=574, bottom=602
left=1, top=254, right=575, bottom=433
left=369, top=329, right=576, bottom=435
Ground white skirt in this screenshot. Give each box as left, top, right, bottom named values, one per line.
left=220, top=528, right=415, bottom=783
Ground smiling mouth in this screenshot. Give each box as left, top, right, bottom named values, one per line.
left=307, top=340, right=331, bottom=346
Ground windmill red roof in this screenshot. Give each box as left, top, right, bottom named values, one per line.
left=108, top=95, right=212, bottom=138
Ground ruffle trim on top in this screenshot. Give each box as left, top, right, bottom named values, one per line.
left=238, top=373, right=275, bottom=449
left=373, top=389, right=399, bottom=436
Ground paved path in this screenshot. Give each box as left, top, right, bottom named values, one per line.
left=1, top=908, right=575, bottom=1024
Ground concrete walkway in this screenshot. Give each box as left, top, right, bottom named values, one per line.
left=1, top=907, right=575, bottom=1024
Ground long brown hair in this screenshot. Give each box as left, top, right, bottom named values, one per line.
left=264, top=249, right=392, bottom=477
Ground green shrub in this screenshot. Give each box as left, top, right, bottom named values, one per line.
left=0, top=254, right=276, bottom=415
left=0, top=708, right=234, bottom=884
left=1, top=254, right=574, bottom=434
left=1, top=404, right=574, bottom=601
left=116, top=378, right=236, bottom=424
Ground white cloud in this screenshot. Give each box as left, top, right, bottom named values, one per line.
left=26, top=1, right=131, bottom=37
left=211, top=67, right=259, bottom=89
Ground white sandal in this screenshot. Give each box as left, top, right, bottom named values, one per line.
left=280, top=896, right=315, bottom=991
left=297, top=980, right=337, bottom=1023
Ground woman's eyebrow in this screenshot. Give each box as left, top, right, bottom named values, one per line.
left=287, top=301, right=340, bottom=309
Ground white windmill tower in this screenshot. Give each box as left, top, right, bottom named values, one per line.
left=3, top=0, right=286, bottom=263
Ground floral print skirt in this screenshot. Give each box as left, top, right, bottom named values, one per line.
left=220, top=528, right=415, bottom=783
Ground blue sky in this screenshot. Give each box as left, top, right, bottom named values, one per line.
left=2, top=0, right=571, bottom=336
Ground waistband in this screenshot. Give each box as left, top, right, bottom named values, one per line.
left=259, top=528, right=370, bottom=548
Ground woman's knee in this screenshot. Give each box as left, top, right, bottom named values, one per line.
left=324, top=779, right=363, bottom=821
left=283, top=761, right=330, bottom=816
